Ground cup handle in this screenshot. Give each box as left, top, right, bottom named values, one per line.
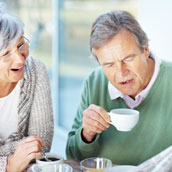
left=107, top=113, right=113, bottom=125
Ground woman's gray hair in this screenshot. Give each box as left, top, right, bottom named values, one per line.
left=0, top=2, right=24, bottom=52
left=90, top=10, right=149, bottom=57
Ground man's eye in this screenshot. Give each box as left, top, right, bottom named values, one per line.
left=104, top=63, right=114, bottom=67
left=124, top=56, right=135, bottom=62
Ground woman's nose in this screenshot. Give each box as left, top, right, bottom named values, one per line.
left=12, top=51, right=26, bottom=63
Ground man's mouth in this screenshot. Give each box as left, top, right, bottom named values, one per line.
left=119, top=79, right=133, bottom=85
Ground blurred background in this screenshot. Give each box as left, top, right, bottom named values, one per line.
left=3, top=0, right=172, bottom=158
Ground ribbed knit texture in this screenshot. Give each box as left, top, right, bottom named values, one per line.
left=0, top=56, right=53, bottom=172
left=66, top=60, right=172, bottom=166
left=0, top=157, right=6, bottom=172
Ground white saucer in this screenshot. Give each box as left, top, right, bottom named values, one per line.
left=105, top=165, right=136, bottom=172
left=27, top=164, right=40, bottom=172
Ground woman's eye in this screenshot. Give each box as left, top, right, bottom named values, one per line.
left=18, top=43, right=24, bottom=49
left=2, top=51, right=10, bottom=57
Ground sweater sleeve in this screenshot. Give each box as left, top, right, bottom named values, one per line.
left=0, top=157, right=7, bottom=172
left=27, top=60, right=54, bottom=152
left=66, top=78, right=100, bottom=160
left=0, top=141, right=18, bottom=156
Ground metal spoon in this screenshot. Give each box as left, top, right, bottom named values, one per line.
left=41, top=148, right=51, bottom=162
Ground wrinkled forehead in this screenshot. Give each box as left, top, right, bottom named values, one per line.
left=92, top=29, right=142, bottom=57
left=94, top=30, right=141, bottom=60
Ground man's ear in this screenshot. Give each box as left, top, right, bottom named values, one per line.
left=144, top=44, right=150, bottom=59
left=92, top=48, right=100, bottom=63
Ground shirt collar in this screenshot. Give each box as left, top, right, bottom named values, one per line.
left=108, top=57, right=162, bottom=100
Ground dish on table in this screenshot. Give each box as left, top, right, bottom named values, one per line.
left=27, top=164, right=40, bottom=172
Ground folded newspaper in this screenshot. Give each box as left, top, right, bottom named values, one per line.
left=130, top=146, right=172, bottom=172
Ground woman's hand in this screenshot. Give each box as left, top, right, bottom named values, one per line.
left=6, top=136, right=44, bottom=172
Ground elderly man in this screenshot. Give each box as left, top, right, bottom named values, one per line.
left=66, top=10, right=172, bottom=165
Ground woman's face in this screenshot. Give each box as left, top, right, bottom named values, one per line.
left=0, top=36, right=29, bottom=83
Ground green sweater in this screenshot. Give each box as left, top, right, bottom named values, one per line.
left=66, top=61, right=172, bottom=165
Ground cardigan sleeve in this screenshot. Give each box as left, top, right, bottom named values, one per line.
left=0, top=141, right=18, bottom=156
left=0, top=157, right=7, bottom=172
left=27, top=59, right=54, bottom=152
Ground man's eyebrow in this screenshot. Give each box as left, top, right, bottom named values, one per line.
left=123, top=54, right=136, bottom=60
left=102, top=61, right=114, bottom=65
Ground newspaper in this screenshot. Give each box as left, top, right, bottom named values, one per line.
left=130, top=146, right=172, bottom=172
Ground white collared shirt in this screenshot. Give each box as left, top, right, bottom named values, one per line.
left=108, top=58, right=161, bottom=108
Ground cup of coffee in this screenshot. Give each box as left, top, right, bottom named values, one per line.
left=80, top=157, right=112, bottom=172
left=108, top=108, right=139, bottom=132
left=36, top=153, right=63, bottom=172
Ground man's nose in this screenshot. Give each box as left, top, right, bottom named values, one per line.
left=115, top=61, right=129, bottom=78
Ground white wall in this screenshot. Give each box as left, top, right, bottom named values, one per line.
left=139, top=0, right=172, bottom=61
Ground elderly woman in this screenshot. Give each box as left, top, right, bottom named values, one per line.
left=0, top=5, right=53, bottom=172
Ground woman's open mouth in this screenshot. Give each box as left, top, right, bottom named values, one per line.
left=11, top=66, right=24, bottom=72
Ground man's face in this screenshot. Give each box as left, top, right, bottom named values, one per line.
left=95, top=29, right=150, bottom=98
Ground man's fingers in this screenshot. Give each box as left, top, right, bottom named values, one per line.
left=84, top=108, right=110, bottom=128
left=89, top=104, right=111, bottom=123
left=83, top=114, right=108, bottom=131
left=83, top=122, right=103, bottom=134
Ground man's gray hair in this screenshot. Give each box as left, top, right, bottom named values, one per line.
left=0, top=3, right=24, bottom=52
left=90, top=10, right=149, bottom=57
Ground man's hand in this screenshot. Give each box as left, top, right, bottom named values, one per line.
left=6, top=136, right=44, bottom=172
left=82, top=104, right=111, bottom=142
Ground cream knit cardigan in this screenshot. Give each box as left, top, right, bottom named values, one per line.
left=0, top=56, right=54, bottom=172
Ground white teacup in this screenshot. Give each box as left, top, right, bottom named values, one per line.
left=36, top=153, right=64, bottom=172
left=33, top=163, right=73, bottom=172
left=108, top=108, right=139, bottom=132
